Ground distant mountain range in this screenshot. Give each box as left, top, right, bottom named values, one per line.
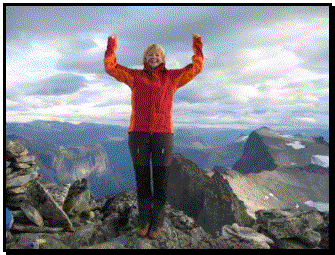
left=6, top=120, right=329, bottom=200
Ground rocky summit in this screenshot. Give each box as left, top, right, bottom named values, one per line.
left=6, top=139, right=329, bottom=249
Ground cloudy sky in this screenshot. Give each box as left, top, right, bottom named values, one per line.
left=6, top=5, right=329, bottom=130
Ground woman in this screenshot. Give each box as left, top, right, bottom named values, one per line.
left=104, top=33, right=203, bottom=239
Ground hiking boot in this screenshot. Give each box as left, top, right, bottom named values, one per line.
left=137, top=222, right=150, bottom=237
left=148, top=224, right=162, bottom=239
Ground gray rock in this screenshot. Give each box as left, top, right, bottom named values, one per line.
left=6, top=167, right=13, bottom=175
left=168, top=153, right=254, bottom=236
left=44, top=183, right=71, bottom=207
left=169, top=209, right=196, bottom=230
left=6, top=233, right=70, bottom=249
left=6, top=140, right=28, bottom=158
left=274, top=238, right=309, bottom=249
left=26, top=180, right=74, bottom=231
left=7, top=185, right=28, bottom=195
left=78, top=192, right=230, bottom=249
left=20, top=202, right=44, bottom=227
left=222, top=223, right=274, bottom=249
left=81, top=239, right=126, bottom=249
left=168, top=153, right=210, bottom=220
left=63, top=179, right=97, bottom=221
left=11, top=224, right=64, bottom=233
left=315, top=211, right=329, bottom=249
left=6, top=194, right=28, bottom=209
left=255, top=209, right=324, bottom=248
left=6, top=172, right=39, bottom=189
left=13, top=162, right=33, bottom=169
left=14, top=155, right=36, bottom=164
left=80, top=239, right=126, bottom=250
left=298, top=228, right=321, bottom=248
left=61, top=222, right=100, bottom=249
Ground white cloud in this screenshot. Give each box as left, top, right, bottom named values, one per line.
left=251, top=17, right=329, bottom=46
left=301, top=95, right=318, bottom=103
left=166, top=57, right=182, bottom=69
left=295, top=117, right=317, bottom=123
left=285, top=67, right=328, bottom=83
left=205, top=69, right=228, bottom=85
left=6, top=40, right=61, bottom=87
left=6, top=99, right=19, bottom=108
left=241, top=46, right=303, bottom=76
left=226, top=84, right=260, bottom=103
left=5, top=6, right=329, bottom=130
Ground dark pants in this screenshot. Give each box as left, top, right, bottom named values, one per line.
left=128, top=132, right=174, bottom=227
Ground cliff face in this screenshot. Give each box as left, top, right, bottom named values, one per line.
left=52, top=144, right=109, bottom=183
left=167, top=153, right=210, bottom=220
left=233, top=127, right=329, bottom=174
left=167, top=153, right=253, bottom=236
left=197, top=170, right=254, bottom=236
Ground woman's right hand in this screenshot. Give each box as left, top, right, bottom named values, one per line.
left=106, top=34, right=117, bottom=57
left=109, top=34, right=117, bottom=40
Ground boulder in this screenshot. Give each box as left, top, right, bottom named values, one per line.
left=63, top=179, right=97, bottom=221
left=314, top=211, right=329, bottom=249
left=6, top=140, right=28, bottom=158
left=222, top=223, right=274, bottom=249
left=6, top=140, right=41, bottom=211
left=44, top=182, right=71, bottom=207
left=255, top=209, right=325, bottom=248
left=26, top=180, right=74, bottom=231
left=6, top=172, right=40, bottom=189
left=61, top=222, right=101, bottom=249
left=20, top=201, right=44, bottom=227
left=10, top=224, right=64, bottom=234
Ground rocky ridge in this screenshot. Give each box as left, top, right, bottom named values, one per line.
left=6, top=140, right=329, bottom=249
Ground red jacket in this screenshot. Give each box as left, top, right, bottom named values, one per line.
left=104, top=37, right=203, bottom=134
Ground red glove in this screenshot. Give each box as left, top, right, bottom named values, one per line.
left=105, top=36, right=117, bottom=58
left=193, top=36, right=203, bottom=59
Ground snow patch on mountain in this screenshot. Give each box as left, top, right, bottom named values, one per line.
left=286, top=141, right=305, bottom=150
left=311, top=155, right=329, bottom=168
left=304, top=200, right=329, bottom=212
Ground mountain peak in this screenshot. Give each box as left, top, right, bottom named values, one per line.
left=233, top=126, right=329, bottom=174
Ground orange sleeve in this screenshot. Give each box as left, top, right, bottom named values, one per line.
left=174, top=37, right=204, bottom=90
left=104, top=38, right=135, bottom=89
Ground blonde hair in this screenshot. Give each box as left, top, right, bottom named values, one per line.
left=142, top=44, right=166, bottom=65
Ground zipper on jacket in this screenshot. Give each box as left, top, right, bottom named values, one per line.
left=149, top=89, right=155, bottom=134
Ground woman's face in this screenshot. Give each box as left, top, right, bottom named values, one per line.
left=145, top=49, right=163, bottom=69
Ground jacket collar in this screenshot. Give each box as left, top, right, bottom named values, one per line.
left=144, top=62, right=166, bottom=72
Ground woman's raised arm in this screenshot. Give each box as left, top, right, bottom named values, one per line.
left=173, top=34, right=204, bottom=90
left=104, top=34, right=135, bottom=89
